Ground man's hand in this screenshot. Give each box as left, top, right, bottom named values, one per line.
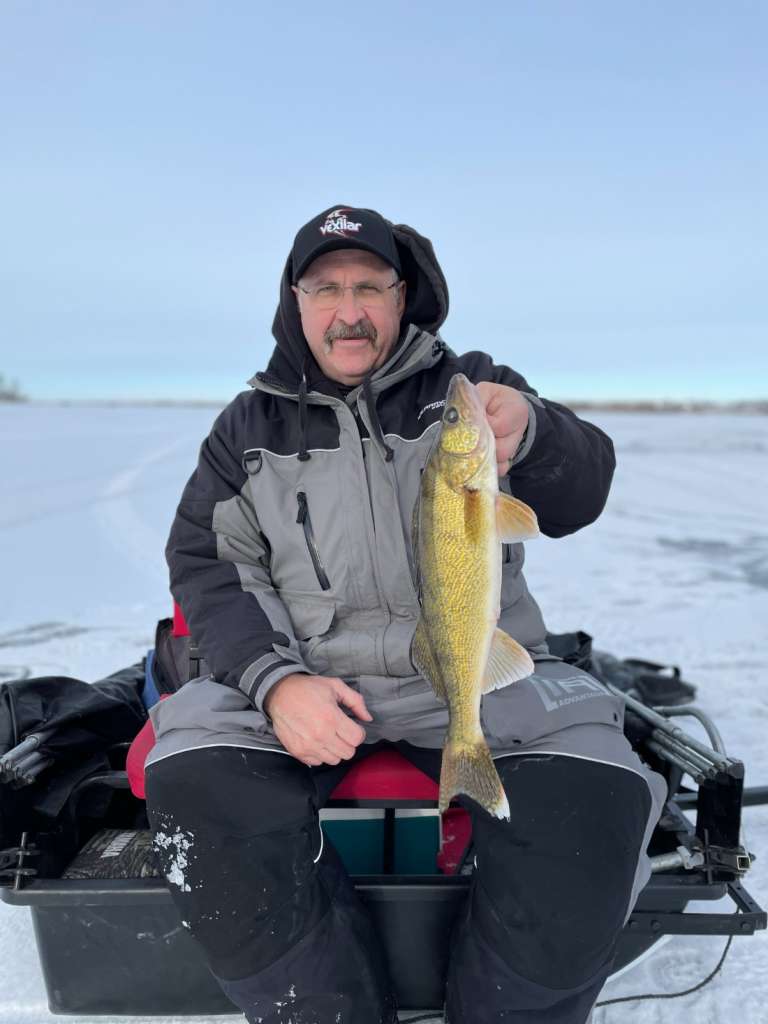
left=475, top=381, right=530, bottom=475
left=263, top=673, right=372, bottom=767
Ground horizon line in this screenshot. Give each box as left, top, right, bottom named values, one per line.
left=2, top=397, right=767, bottom=413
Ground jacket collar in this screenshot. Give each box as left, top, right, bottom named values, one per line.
left=248, top=324, right=445, bottom=403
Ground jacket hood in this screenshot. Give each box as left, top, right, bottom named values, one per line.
left=265, top=218, right=450, bottom=392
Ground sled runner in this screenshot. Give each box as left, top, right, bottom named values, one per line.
left=1, top=621, right=765, bottom=1015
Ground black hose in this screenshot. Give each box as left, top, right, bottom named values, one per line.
left=595, top=934, right=733, bottom=1010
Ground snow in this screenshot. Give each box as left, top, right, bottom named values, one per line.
left=1, top=403, right=767, bottom=1022
left=154, top=828, right=195, bottom=893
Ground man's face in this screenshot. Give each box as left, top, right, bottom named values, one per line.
left=293, top=250, right=406, bottom=386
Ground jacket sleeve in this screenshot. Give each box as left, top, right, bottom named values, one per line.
left=166, top=395, right=310, bottom=711
left=457, top=351, right=616, bottom=538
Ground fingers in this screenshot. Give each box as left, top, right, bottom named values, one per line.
left=297, top=739, right=356, bottom=768
left=272, top=714, right=360, bottom=768
left=474, top=380, right=497, bottom=411
left=332, top=678, right=373, bottom=722
left=302, top=744, right=353, bottom=766
left=268, top=675, right=372, bottom=768
left=475, top=382, right=528, bottom=444
left=476, top=380, right=508, bottom=423
left=318, top=738, right=358, bottom=764
left=335, top=711, right=367, bottom=748
left=283, top=738, right=355, bottom=768
left=495, top=440, right=518, bottom=472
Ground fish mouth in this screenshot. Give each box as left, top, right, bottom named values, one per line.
left=442, top=374, right=488, bottom=457
left=446, top=373, right=484, bottom=415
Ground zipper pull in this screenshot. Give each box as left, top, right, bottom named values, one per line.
left=296, top=492, right=308, bottom=525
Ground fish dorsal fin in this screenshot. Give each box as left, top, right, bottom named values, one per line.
left=496, top=493, right=540, bottom=543
left=482, top=628, right=535, bottom=694
left=412, top=618, right=448, bottom=702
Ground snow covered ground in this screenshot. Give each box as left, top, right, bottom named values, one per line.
left=1, top=402, right=766, bottom=1022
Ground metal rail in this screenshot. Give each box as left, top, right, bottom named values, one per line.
left=653, top=705, right=726, bottom=755
left=606, top=684, right=732, bottom=770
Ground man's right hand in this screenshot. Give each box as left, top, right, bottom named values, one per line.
left=263, top=673, right=373, bottom=767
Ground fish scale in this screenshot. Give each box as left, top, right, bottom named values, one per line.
left=424, top=477, right=495, bottom=720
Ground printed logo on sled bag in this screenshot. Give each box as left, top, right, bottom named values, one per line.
left=320, top=208, right=363, bottom=238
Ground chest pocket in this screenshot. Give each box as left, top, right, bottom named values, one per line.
left=242, top=449, right=343, bottom=597
left=280, top=593, right=336, bottom=640
left=296, top=491, right=331, bottom=591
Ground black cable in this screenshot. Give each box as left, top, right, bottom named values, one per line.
left=595, top=934, right=733, bottom=1009
left=398, top=933, right=735, bottom=1022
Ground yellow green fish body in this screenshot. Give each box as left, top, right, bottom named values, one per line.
left=412, top=374, right=539, bottom=818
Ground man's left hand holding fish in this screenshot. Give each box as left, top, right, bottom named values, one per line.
left=476, top=380, right=532, bottom=473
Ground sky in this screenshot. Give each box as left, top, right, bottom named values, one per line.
left=0, top=1, right=766, bottom=403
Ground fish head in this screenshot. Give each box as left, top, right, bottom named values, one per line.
left=436, top=374, right=494, bottom=489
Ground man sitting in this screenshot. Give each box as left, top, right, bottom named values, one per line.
left=146, top=205, right=666, bottom=1024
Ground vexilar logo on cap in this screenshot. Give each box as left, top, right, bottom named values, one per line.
left=320, top=208, right=362, bottom=238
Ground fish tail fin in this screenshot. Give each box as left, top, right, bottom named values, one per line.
left=440, top=736, right=509, bottom=820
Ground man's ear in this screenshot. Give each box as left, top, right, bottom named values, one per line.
left=397, top=281, right=407, bottom=315
left=291, top=284, right=302, bottom=312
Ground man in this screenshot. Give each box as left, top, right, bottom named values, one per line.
left=146, top=205, right=666, bottom=1024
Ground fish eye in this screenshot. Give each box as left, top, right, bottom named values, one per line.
left=445, top=407, right=459, bottom=424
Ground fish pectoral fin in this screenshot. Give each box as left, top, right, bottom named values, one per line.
left=495, top=492, right=540, bottom=542
left=482, top=629, right=535, bottom=693
left=412, top=618, right=448, bottom=702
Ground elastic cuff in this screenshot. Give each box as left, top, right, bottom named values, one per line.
left=509, top=394, right=538, bottom=468
left=239, top=655, right=310, bottom=712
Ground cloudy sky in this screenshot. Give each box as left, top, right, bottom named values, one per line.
left=1, top=2, right=765, bottom=402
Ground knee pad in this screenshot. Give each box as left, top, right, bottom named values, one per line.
left=146, top=747, right=330, bottom=979
left=469, top=753, right=653, bottom=988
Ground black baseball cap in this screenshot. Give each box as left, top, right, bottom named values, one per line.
left=291, top=205, right=402, bottom=284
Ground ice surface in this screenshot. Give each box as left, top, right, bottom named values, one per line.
left=1, top=403, right=766, bottom=1022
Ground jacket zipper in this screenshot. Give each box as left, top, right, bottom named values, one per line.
left=296, top=492, right=331, bottom=591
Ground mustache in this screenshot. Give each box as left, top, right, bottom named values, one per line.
left=323, top=319, right=379, bottom=350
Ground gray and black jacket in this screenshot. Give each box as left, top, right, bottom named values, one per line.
left=165, top=222, right=616, bottom=714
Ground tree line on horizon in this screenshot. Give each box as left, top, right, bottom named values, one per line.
left=0, top=374, right=26, bottom=402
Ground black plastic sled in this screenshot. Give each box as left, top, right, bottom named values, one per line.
left=1, top=631, right=766, bottom=1016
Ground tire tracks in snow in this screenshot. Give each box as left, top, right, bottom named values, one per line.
left=92, top=436, right=198, bottom=587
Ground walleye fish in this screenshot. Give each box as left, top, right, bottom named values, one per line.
left=411, top=373, right=540, bottom=819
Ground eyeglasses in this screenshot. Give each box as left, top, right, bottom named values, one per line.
left=297, top=280, right=401, bottom=311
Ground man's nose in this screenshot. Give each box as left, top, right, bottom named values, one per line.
left=335, top=287, right=365, bottom=320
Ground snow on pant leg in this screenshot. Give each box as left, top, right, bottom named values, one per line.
left=145, top=746, right=397, bottom=1024
left=444, top=720, right=666, bottom=1024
